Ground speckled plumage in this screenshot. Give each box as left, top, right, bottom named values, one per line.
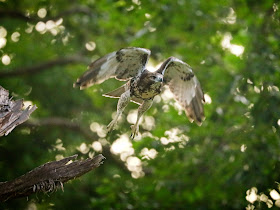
left=74, top=47, right=205, bottom=139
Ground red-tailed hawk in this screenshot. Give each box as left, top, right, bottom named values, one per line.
left=74, top=47, right=205, bottom=139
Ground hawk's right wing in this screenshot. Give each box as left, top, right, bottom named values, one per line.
left=74, top=47, right=151, bottom=90
left=158, top=57, right=205, bottom=125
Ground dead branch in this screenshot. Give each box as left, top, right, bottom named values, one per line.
left=0, top=86, right=37, bottom=137
left=0, top=55, right=89, bottom=78
left=0, top=154, right=105, bottom=202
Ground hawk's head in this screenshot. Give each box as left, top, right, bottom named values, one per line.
left=149, top=72, right=163, bottom=83
left=140, top=70, right=163, bottom=85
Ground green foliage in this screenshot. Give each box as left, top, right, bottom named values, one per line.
left=0, top=0, right=279, bottom=209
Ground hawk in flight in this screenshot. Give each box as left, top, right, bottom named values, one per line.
left=74, top=47, right=205, bottom=139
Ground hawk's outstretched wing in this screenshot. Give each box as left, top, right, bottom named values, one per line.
left=74, top=47, right=151, bottom=89
left=157, top=57, right=205, bottom=125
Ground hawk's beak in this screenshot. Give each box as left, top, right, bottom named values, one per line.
left=155, top=75, right=163, bottom=82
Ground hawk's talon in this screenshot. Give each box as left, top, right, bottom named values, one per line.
left=130, top=124, right=139, bottom=139
left=107, top=120, right=116, bottom=133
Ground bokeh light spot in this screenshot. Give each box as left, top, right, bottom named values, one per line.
left=78, top=142, right=89, bottom=154
left=0, top=37, right=6, bottom=48
left=85, top=41, right=96, bottom=51
left=111, top=134, right=134, bottom=161
left=246, top=187, right=258, bottom=203
left=140, top=148, right=158, bottom=160
left=37, top=8, right=47, bottom=18
left=2, top=54, right=11, bottom=65
left=127, top=109, right=139, bottom=124
left=90, top=122, right=107, bottom=138
left=241, top=144, right=247, bottom=152
left=11, top=32, right=20, bottom=42
left=221, top=33, right=244, bottom=57
left=35, top=21, right=46, bottom=32
left=0, top=26, right=7, bottom=38
left=92, top=141, right=102, bottom=152
left=270, top=189, right=280, bottom=200
left=204, top=94, right=212, bottom=104
left=46, top=20, right=55, bottom=30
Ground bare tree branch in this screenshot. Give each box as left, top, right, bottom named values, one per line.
left=0, top=86, right=37, bottom=137
left=0, top=55, right=89, bottom=78
left=25, top=117, right=98, bottom=140
left=0, top=6, right=94, bottom=22
left=0, top=10, right=31, bottom=21
left=0, top=154, right=105, bottom=202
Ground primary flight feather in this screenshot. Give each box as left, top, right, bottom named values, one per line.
left=74, top=47, right=205, bottom=139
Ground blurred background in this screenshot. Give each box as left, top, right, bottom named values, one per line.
left=0, top=0, right=280, bottom=209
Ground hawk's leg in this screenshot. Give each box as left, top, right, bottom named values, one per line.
left=131, top=99, right=153, bottom=139
left=107, top=90, right=131, bottom=132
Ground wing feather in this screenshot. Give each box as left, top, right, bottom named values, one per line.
left=74, top=47, right=150, bottom=89
left=158, top=57, right=205, bottom=125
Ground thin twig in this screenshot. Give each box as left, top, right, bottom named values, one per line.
left=0, top=55, right=89, bottom=78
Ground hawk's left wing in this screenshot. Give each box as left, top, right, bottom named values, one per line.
left=74, top=47, right=150, bottom=90
left=157, top=57, right=205, bottom=125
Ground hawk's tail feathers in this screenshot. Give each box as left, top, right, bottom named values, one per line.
left=102, top=84, right=143, bottom=105
left=102, top=84, right=126, bottom=98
